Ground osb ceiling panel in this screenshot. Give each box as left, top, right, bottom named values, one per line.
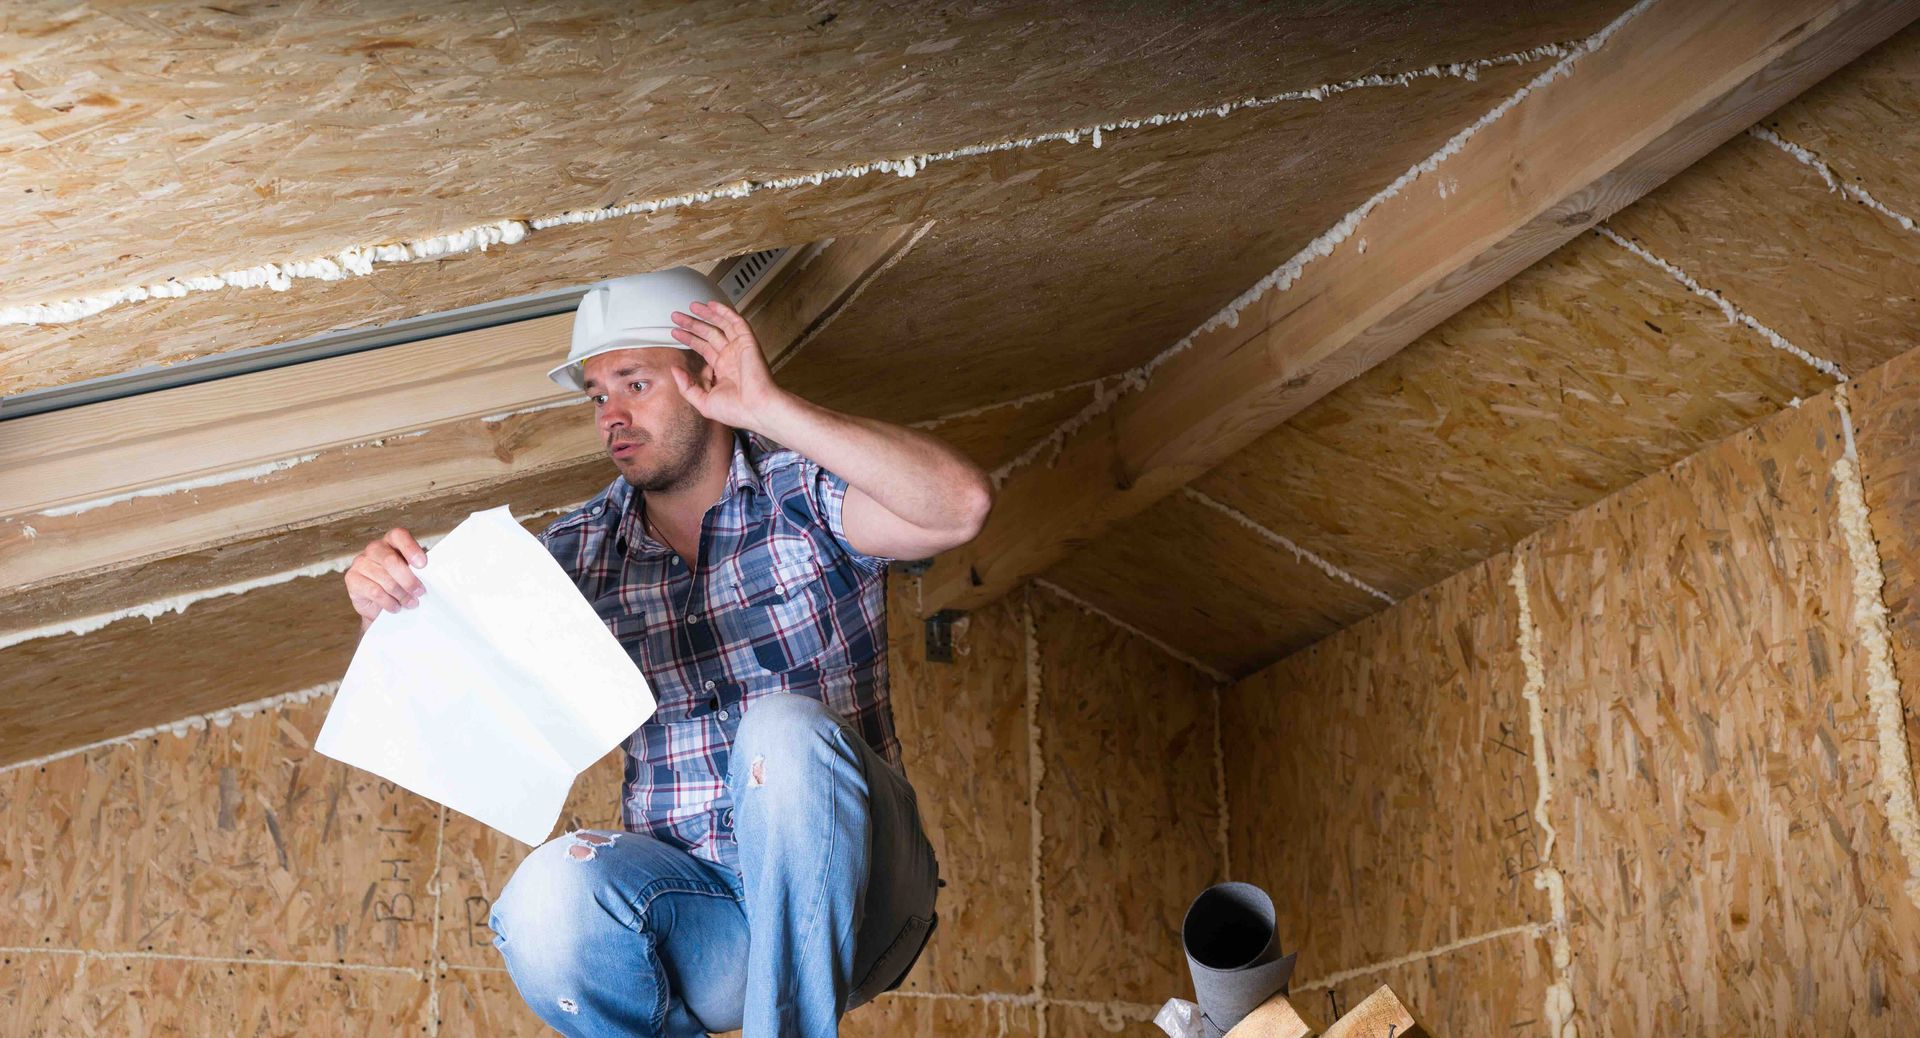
left=1764, top=23, right=1920, bottom=227
left=1607, top=131, right=1919, bottom=380
left=2, top=0, right=1623, bottom=304
left=776, top=58, right=1544, bottom=423
left=1048, top=220, right=1838, bottom=677
left=1194, top=228, right=1836, bottom=598
left=916, top=383, right=1102, bottom=474
left=0, top=1, right=1626, bottom=396
left=1043, top=490, right=1384, bottom=675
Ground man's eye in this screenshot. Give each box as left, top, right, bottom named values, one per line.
left=630, top=380, right=648, bottom=392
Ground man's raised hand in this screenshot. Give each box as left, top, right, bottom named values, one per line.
left=666, top=299, right=784, bottom=430
left=345, top=528, right=429, bottom=627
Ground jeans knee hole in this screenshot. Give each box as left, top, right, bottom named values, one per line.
left=565, top=829, right=620, bottom=862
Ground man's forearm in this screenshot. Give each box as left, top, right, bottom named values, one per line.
left=753, top=391, right=988, bottom=537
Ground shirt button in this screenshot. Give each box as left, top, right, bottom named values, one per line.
left=687, top=613, right=701, bottom=625
left=703, top=679, right=716, bottom=690
left=590, top=505, right=603, bottom=516
left=774, top=584, right=786, bottom=596
left=717, top=709, right=730, bottom=721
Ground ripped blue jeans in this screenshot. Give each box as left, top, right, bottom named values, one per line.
left=488, top=694, right=940, bottom=1036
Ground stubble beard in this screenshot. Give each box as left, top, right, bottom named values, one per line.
left=623, top=405, right=713, bottom=494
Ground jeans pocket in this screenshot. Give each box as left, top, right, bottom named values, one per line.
left=849, top=912, right=937, bottom=1008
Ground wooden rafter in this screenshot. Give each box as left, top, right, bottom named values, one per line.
left=0, top=224, right=927, bottom=635
left=918, top=0, right=1919, bottom=618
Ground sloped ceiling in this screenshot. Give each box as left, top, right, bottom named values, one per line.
left=1, top=0, right=1624, bottom=393
left=10, top=3, right=1918, bottom=761
left=1043, top=24, right=1920, bottom=675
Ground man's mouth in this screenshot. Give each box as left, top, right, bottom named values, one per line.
left=611, top=441, right=642, bottom=456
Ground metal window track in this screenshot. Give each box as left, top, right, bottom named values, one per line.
left=0, top=247, right=792, bottom=423
left=0, top=286, right=589, bottom=423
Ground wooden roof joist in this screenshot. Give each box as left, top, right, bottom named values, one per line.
left=919, top=0, right=1920, bottom=618
left=0, top=224, right=926, bottom=639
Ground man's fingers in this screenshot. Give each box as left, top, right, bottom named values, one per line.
left=343, top=527, right=429, bottom=623
left=670, top=324, right=722, bottom=365
left=354, top=588, right=404, bottom=619
left=668, top=308, right=726, bottom=342
left=669, top=311, right=727, bottom=356
left=374, top=530, right=426, bottom=595
left=346, top=567, right=412, bottom=616
left=359, top=539, right=426, bottom=596
left=357, top=560, right=415, bottom=603
left=384, top=527, right=428, bottom=568
left=697, top=299, right=754, bottom=342
left=670, top=366, right=710, bottom=411
left=378, top=552, right=427, bottom=600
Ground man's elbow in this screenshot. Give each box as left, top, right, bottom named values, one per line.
left=951, top=469, right=995, bottom=544
left=903, top=467, right=993, bottom=558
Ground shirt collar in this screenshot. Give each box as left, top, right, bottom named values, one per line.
left=613, top=430, right=767, bottom=556
left=724, top=430, right=766, bottom=497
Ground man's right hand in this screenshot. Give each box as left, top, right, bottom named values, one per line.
left=346, top=528, right=430, bottom=629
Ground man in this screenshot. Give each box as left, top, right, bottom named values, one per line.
left=341, top=266, right=994, bottom=1036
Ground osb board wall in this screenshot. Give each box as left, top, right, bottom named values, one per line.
left=1221, top=552, right=1554, bottom=1031
left=1050, top=24, right=1920, bottom=680
left=1518, top=358, right=1920, bottom=1031
left=1848, top=334, right=1920, bottom=726
left=1223, top=380, right=1920, bottom=1034
left=0, top=573, right=1223, bottom=1036
left=1029, top=587, right=1224, bottom=1007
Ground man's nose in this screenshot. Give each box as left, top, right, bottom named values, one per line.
left=599, top=402, right=632, bottom=434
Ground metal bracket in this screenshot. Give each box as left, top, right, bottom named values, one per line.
left=924, top=609, right=964, bottom=663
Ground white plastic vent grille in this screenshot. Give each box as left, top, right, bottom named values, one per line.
left=716, top=247, right=792, bottom=304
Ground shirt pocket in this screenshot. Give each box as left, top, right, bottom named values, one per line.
left=591, top=592, right=648, bottom=666
left=718, top=535, right=833, bottom=674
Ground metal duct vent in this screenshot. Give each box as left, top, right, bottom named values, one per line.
left=715, top=247, right=793, bottom=306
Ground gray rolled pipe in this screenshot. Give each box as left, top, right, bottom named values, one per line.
left=1180, top=882, right=1297, bottom=1037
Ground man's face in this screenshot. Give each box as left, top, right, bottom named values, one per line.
left=580, top=348, right=710, bottom=492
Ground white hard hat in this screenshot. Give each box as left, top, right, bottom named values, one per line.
left=547, top=267, right=729, bottom=392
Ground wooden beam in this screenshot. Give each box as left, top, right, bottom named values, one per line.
left=1224, top=992, right=1322, bottom=1038
left=918, top=0, right=1918, bottom=617
left=0, top=224, right=926, bottom=635
left=1218, top=985, right=1425, bottom=1037
left=1318, top=987, right=1425, bottom=1038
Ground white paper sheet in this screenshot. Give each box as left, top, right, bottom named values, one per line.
left=316, top=505, right=655, bottom=845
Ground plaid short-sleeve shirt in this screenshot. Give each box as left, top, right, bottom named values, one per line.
left=538, top=430, right=898, bottom=871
